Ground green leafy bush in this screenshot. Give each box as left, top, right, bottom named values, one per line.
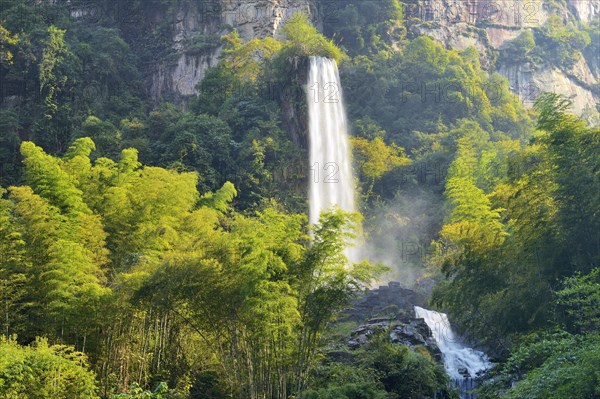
left=304, top=333, right=452, bottom=399
left=478, top=332, right=600, bottom=399
left=358, top=334, right=450, bottom=399
left=279, top=13, right=345, bottom=64
left=534, top=15, right=591, bottom=67
left=112, top=382, right=184, bottom=399
left=0, top=337, right=99, bottom=398
left=185, top=34, right=221, bottom=55
left=498, top=30, right=536, bottom=64
left=302, top=382, right=388, bottom=399
left=320, top=0, right=405, bottom=56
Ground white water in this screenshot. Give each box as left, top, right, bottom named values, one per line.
left=414, top=306, right=491, bottom=397
left=306, top=57, right=357, bottom=255
left=306, top=56, right=490, bottom=397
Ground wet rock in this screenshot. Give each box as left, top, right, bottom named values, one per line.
left=340, top=282, right=427, bottom=324
left=344, top=286, right=443, bottom=362
left=349, top=317, right=443, bottom=361
left=348, top=318, right=394, bottom=349
left=458, top=368, right=471, bottom=378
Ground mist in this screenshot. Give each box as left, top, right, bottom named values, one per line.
left=358, top=186, right=445, bottom=290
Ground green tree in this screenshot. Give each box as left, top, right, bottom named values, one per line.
left=279, top=13, right=345, bottom=64
left=0, top=188, right=28, bottom=338
left=0, top=23, right=18, bottom=65
left=535, top=93, right=600, bottom=274
left=39, top=26, right=69, bottom=119
left=534, top=15, right=591, bottom=67
left=359, top=333, right=449, bottom=399
left=76, top=116, right=121, bottom=158
left=321, top=0, right=405, bottom=56
left=0, top=336, right=99, bottom=398
left=499, top=30, right=536, bottom=64
left=160, top=113, right=233, bottom=192
left=351, top=136, right=410, bottom=200
left=479, top=269, right=600, bottom=399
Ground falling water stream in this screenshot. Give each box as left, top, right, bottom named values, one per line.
left=306, top=56, right=356, bottom=226
left=415, top=306, right=491, bottom=398
left=306, top=56, right=357, bottom=260
left=306, top=57, right=491, bottom=398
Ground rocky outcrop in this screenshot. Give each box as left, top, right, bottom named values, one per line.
left=406, top=0, right=599, bottom=122
left=66, top=0, right=315, bottom=102
left=149, top=0, right=315, bottom=102
left=221, top=0, right=314, bottom=42
left=348, top=317, right=442, bottom=359
left=498, top=60, right=598, bottom=112
left=340, top=282, right=442, bottom=361
left=152, top=51, right=222, bottom=100
left=568, top=0, right=600, bottom=24
left=63, top=0, right=597, bottom=118
left=340, top=281, right=427, bottom=323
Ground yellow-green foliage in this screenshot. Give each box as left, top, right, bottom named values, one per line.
left=221, top=31, right=282, bottom=81
left=0, top=337, right=99, bottom=398
left=0, top=138, right=384, bottom=397
left=351, top=137, right=410, bottom=199
left=0, top=24, right=18, bottom=65
left=280, top=14, right=346, bottom=64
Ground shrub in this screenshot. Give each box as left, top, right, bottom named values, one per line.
left=0, top=337, right=99, bottom=398
left=280, top=13, right=345, bottom=64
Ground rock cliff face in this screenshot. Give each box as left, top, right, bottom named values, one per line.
left=66, top=0, right=315, bottom=102
left=64, top=0, right=596, bottom=117
left=334, top=282, right=442, bottom=363
left=149, top=0, right=315, bottom=102
left=405, top=0, right=599, bottom=121
left=152, top=0, right=597, bottom=117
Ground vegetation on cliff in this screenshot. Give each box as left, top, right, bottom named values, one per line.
left=0, top=0, right=598, bottom=398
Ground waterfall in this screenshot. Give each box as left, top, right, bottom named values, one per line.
left=306, top=57, right=489, bottom=399
left=306, top=57, right=357, bottom=254
left=306, top=56, right=491, bottom=398
left=414, top=306, right=491, bottom=399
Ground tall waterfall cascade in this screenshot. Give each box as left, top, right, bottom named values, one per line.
left=306, top=56, right=356, bottom=230
left=415, top=306, right=491, bottom=398
left=306, top=56, right=491, bottom=399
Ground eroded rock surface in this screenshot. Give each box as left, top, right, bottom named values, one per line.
left=406, top=0, right=599, bottom=122
left=339, top=282, right=442, bottom=361
left=148, top=0, right=314, bottom=102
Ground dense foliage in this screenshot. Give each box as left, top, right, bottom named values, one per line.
left=0, top=137, right=383, bottom=397
left=430, top=94, right=599, bottom=347
left=499, top=15, right=595, bottom=69
left=303, top=332, right=451, bottom=399
left=428, top=95, right=599, bottom=396
left=1, top=0, right=599, bottom=398
left=0, top=336, right=99, bottom=398
left=320, top=2, right=600, bottom=397
left=0, top=2, right=311, bottom=211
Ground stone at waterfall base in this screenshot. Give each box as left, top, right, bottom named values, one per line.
left=347, top=317, right=442, bottom=363
left=337, top=282, right=443, bottom=362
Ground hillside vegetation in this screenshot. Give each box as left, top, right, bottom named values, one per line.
left=0, top=0, right=598, bottom=398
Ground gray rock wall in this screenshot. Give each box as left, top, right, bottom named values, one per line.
left=407, top=0, right=599, bottom=122
left=151, top=0, right=315, bottom=102
left=61, top=0, right=598, bottom=118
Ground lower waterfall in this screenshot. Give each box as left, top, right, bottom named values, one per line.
left=414, top=306, right=491, bottom=398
